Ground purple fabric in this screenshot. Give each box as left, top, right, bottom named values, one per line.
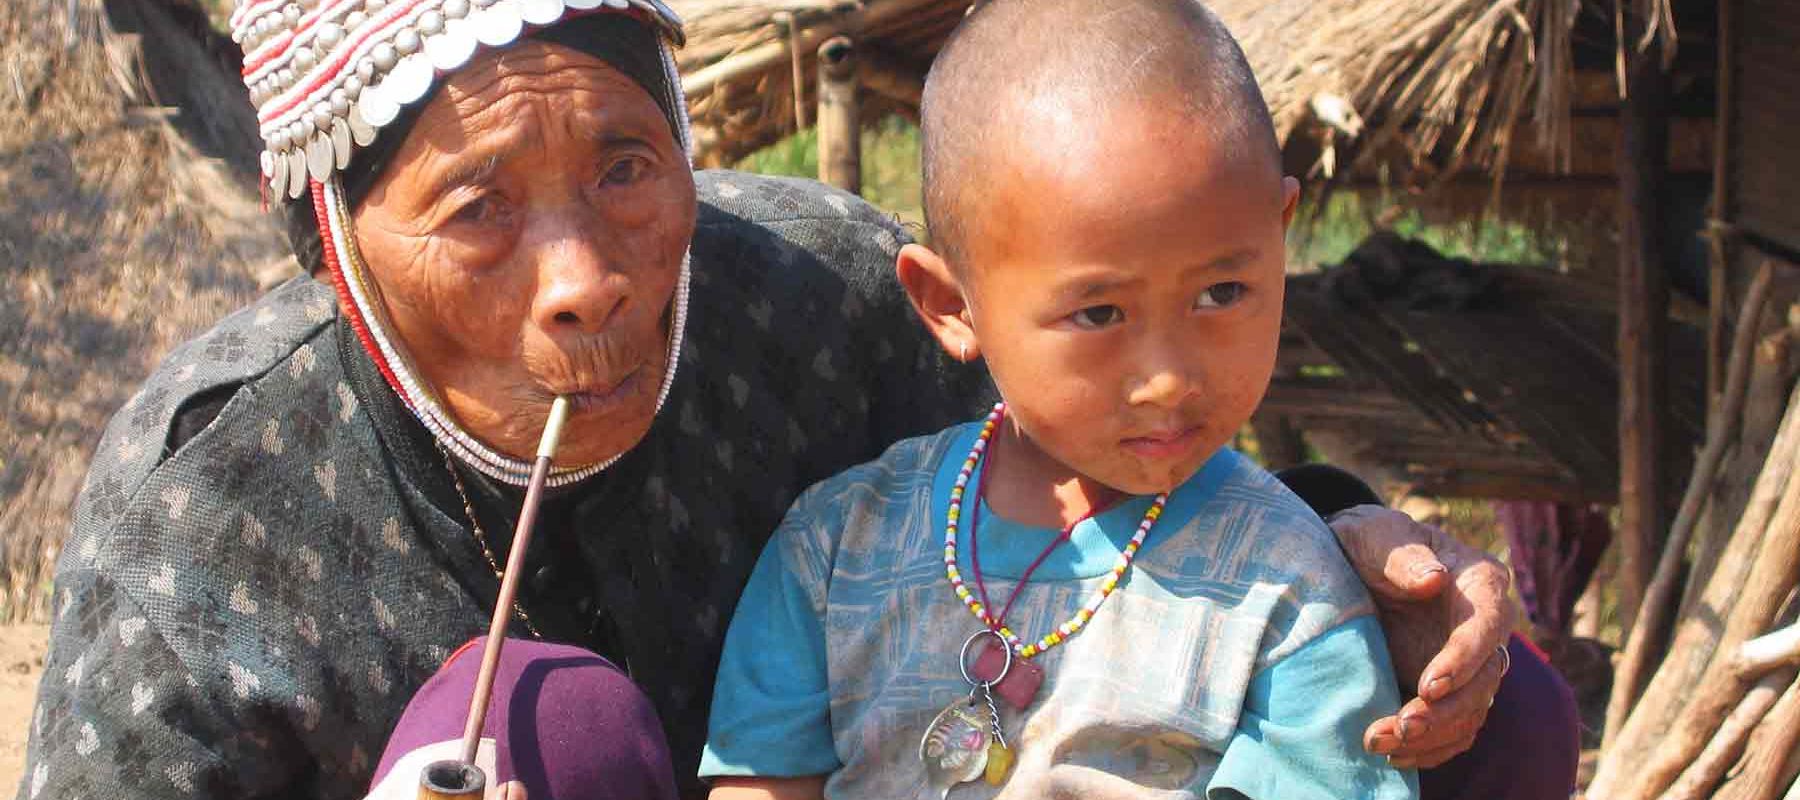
left=371, top=637, right=678, bottom=800
left=1419, top=636, right=1579, bottom=800
left=1495, top=501, right=1610, bottom=645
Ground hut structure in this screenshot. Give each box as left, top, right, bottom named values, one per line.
left=678, top=2, right=1800, bottom=794
left=671, top=0, right=1715, bottom=637
left=670, top=0, right=1715, bottom=497
left=0, top=0, right=288, bottom=621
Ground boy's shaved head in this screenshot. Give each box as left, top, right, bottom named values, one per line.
left=921, top=0, right=1278, bottom=264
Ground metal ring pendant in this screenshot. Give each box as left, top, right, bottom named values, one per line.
left=959, top=629, right=1011, bottom=688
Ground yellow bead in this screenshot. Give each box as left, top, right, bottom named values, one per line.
left=984, top=741, right=1013, bottom=785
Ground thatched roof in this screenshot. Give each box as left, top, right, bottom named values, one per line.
left=672, top=0, right=1585, bottom=180
left=0, top=0, right=289, bottom=620
left=1266, top=233, right=1705, bottom=502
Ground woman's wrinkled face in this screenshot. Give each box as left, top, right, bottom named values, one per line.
left=353, top=40, right=696, bottom=466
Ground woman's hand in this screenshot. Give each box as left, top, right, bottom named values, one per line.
left=708, top=776, right=827, bottom=800
left=1326, top=505, right=1516, bottom=768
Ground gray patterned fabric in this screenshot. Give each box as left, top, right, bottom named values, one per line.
left=19, top=171, right=992, bottom=800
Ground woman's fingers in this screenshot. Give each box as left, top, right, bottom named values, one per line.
left=1328, top=506, right=1450, bottom=600
left=1388, top=738, right=1478, bottom=771
left=1414, top=542, right=1514, bottom=701
left=1364, top=645, right=1506, bottom=762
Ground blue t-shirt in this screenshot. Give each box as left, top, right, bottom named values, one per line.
left=701, top=422, right=1418, bottom=799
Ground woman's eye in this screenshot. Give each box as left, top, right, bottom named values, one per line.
left=451, top=195, right=499, bottom=225
left=1196, top=282, right=1247, bottom=309
left=1070, top=305, right=1125, bottom=329
left=601, top=157, right=648, bottom=187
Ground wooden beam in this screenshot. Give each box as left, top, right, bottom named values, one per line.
left=680, top=0, right=942, bottom=100
left=816, top=36, right=860, bottom=195
left=1614, top=21, right=1674, bottom=648
left=858, top=47, right=925, bottom=110
left=1707, top=0, right=1736, bottom=409
left=1249, top=412, right=1308, bottom=470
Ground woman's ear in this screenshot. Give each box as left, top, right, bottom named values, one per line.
left=896, top=243, right=980, bottom=363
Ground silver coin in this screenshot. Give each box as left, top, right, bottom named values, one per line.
left=427, top=19, right=477, bottom=71
left=519, top=0, right=562, bottom=26
left=472, top=2, right=522, bottom=46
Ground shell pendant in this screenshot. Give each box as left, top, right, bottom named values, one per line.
left=920, top=697, right=991, bottom=798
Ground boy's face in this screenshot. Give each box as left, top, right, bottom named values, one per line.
left=955, top=109, right=1297, bottom=495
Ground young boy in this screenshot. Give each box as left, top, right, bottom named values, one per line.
left=698, top=1, right=1417, bottom=797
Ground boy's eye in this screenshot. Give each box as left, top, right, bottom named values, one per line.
left=1070, top=305, right=1125, bottom=329
left=1195, top=282, right=1247, bottom=309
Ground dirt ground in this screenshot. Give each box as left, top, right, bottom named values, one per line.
left=0, top=624, right=48, bottom=794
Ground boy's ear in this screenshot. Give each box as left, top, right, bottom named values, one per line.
left=1280, top=176, right=1302, bottom=230
left=895, top=243, right=980, bottom=363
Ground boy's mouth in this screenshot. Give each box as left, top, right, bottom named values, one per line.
left=1119, top=425, right=1205, bottom=461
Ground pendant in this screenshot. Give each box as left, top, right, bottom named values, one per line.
left=920, top=697, right=989, bottom=798
left=970, top=637, right=1044, bottom=710
left=984, top=740, right=1013, bottom=786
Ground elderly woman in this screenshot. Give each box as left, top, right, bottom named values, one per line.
left=19, top=1, right=1570, bottom=798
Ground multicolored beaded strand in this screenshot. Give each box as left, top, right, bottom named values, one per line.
left=943, top=402, right=1168, bottom=659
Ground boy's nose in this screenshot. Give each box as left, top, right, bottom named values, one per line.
left=1128, top=350, right=1197, bottom=409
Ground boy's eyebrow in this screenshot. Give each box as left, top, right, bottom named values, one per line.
left=1193, top=248, right=1260, bottom=273
left=1055, top=273, right=1145, bottom=302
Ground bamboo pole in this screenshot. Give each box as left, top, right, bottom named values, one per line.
left=1613, top=16, right=1672, bottom=649
left=1715, top=676, right=1800, bottom=800
left=680, top=0, right=943, bottom=100
left=1707, top=0, right=1736, bottom=405
left=1608, top=442, right=1800, bottom=799
left=773, top=11, right=806, bottom=129
left=816, top=35, right=860, bottom=195
left=1609, top=260, right=1778, bottom=734
left=1662, top=668, right=1797, bottom=800
left=1742, top=623, right=1800, bottom=678
left=1593, top=380, right=1800, bottom=796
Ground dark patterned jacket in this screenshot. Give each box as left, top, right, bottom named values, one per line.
left=18, top=172, right=991, bottom=800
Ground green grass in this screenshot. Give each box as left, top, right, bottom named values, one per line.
left=735, top=118, right=1568, bottom=268
left=1291, top=190, right=1566, bottom=267
left=736, top=116, right=925, bottom=235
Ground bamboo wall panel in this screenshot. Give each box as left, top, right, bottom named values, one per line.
left=1731, top=0, right=1800, bottom=256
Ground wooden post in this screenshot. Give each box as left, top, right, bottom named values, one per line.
left=1249, top=413, right=1307, bottom=470
left=816, top=36, right=861, bottom=195
left=1614, top=18, right=1673, bottom=648
left=1708, top=0, right=1735, bottom=408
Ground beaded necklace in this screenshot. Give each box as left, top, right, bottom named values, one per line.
left=944, top=402, right=1167, bottom=658
left=438, top=443, right=542, bottom=639
left=921, top=402, right=1168, bottom=794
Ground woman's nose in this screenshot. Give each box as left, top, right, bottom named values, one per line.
left=530, top=231, right=629, bottom=335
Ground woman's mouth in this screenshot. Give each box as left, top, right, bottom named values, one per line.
left=559, top=368, right=642, bottom=415
left=1120, top=425, right=1206, bottom=461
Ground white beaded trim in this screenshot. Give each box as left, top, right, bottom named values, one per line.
left=319, top=176, right=693, bottom=487
left=235, top=0, right=685, bottom=200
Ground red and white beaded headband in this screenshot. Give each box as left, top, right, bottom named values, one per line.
left=229, top=0, right=687, bottom=200
left=237, top=0, right=698, bottom=486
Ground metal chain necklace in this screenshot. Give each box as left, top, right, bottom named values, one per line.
left=439, top=444, right=541, bottom=639
left=921, top=402, right=1168, bottom=795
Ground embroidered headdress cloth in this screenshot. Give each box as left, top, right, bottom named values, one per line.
left=228, top=0, right=694, bottom=488
left=231, top=0, right=686, bottom=196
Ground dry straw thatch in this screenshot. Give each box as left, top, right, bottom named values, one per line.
left=0, top=0, right=289, bottom=621
left=0, top=0, right=1597, bottom=623
left=672, top=0, right=1583, bottom=186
